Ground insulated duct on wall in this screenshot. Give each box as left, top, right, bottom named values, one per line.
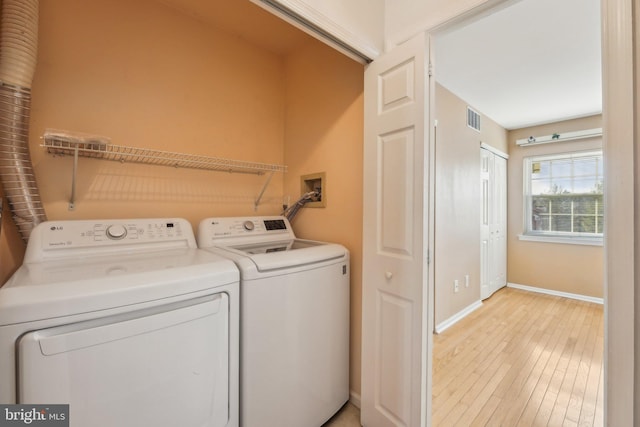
left=0, top=0, right=46, bottom=242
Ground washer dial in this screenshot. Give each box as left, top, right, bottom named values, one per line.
left=106, top=224, right=127, bottom=240
left=243, top=220, right=255, bottom=231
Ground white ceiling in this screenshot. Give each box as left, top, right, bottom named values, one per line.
left=434, top=0, right=602, bottom=130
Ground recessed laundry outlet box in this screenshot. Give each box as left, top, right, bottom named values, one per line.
left=300, top=172, right=326, bottom=208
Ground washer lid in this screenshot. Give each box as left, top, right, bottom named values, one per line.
left=0, top=248, right=239, bottom=326
left=228, top=239, right=347, bottom=271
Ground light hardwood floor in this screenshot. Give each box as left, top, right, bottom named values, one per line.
left=327, top=287, right=604, bottom=427
left=323, top=402, right=361, bottom=427
left=433, top=287, right=604, bottom=427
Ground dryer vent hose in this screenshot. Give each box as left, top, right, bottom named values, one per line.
left=0, top=0, right=46, bottom=242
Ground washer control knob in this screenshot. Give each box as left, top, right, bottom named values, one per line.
left=243, top=220, right=255, bottom=231
left=106, top=224, right=127, bottom=240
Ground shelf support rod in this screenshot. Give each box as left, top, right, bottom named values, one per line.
left=254, top=171, right=274, bottom=211
left=69, top=145, right=79, bottom=211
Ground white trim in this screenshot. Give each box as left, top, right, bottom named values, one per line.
left=250, top=0, right=380, bottom=63
left=523, top=149, right=603, bottom=163
left=480, top=142, right=509, bottom=159
left=434, top=300, right=483, bottom=334
left=507, top=282, right=603, bottom=305
left=515, top=128, right=602, bottom=147
left=601, top=0, right=636, bottom=423
left=518, top=234, right=603, bottom=246
left=349, top=390, right=361, bottom=409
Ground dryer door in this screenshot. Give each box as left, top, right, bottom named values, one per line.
left=17, top=293, right=230, bottom=427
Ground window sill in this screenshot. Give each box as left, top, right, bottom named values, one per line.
left=518, top=234, right=603, bottom=246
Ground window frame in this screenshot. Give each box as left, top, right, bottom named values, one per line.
left=521, top=149, right=604, bottom=246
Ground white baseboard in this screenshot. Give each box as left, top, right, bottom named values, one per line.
left=434, top=300, right=483, bottom=334
left=507, top=282, right=604, bottom=305
left=349, top=390, right=361, bottom=409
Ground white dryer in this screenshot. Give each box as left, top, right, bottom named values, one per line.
left=197, top=216, right=349, bottom=427
left=0, top=218, right=239, bottom=427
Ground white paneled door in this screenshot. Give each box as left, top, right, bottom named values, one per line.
left=361, top=33, right=432, bottom=427
left=480, top=147, right=507, bottom=300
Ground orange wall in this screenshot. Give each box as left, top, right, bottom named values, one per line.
left=434, top=83, right=507, bottom=326
left=31, top=0, right=286, bottom=227
left=0, top=188, right=25, bottom=286
left=507, top=115, right=604, bottom=298
left=283, top=42, right=364, bottom=395
left=30, top=0, right=365, bottom=396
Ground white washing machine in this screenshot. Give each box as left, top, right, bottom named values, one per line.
left=197, top=216, right=349, bottom=427
left=0, top=218, right=239, bottom=427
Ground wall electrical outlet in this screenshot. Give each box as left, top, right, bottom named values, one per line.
left=454, top=279, right=459, bottom=293
left=465, top=275, right=470, bottom=288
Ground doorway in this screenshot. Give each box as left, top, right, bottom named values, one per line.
left=431, top=0, right=604, bottom=333
left=434, top=0, right=604, bottom=422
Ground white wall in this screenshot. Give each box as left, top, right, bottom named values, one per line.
left=293, top=0, right=384, bottom=49
left=434, top=84, right=507, bottom=326
left=384, top=0, right=514, bottom=49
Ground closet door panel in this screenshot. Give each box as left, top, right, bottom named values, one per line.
left=481, top=148, right=507, bottom=299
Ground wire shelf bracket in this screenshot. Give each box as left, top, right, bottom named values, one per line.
left=41, top=130, right=287, bottom=211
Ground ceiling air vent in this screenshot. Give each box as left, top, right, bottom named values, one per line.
left=467, top=107, right=481, bottom=132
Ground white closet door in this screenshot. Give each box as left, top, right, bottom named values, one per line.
left=480, top=147, right=507, bottom=300
left=361, top=32, right=432, bottom=427
left=493, top=154, right=507, bottom=292
left=480, top=149, right=493, bottom=300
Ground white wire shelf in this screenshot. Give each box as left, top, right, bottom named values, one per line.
left=41, top=130, right=286, bottom=210
left=42, top=135, right=287, bottom=175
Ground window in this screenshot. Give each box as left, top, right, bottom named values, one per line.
left=523, top=150, right=603, bottom=243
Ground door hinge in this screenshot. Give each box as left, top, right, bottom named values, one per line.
left=426, top=250, right=431, bottom=264
left=428, top=62, right=433, bottom=77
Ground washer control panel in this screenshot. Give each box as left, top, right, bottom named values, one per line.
left=27, top=218, right=196, bottom=261
left=198, top=216, right=294, bottom=247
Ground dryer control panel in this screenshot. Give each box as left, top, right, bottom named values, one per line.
left=25, top=218, right=197, bottom=262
